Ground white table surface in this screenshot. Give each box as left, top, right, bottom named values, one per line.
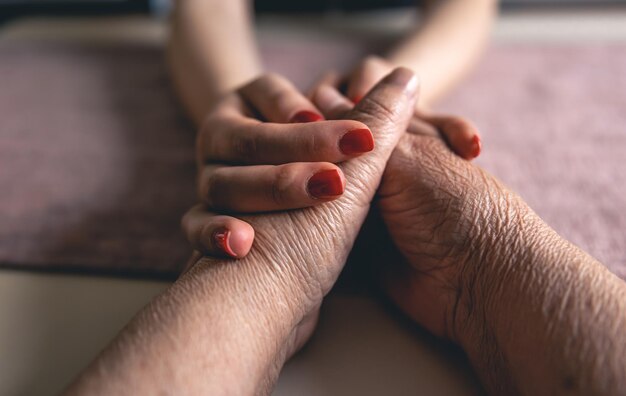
left=0, top=270, right=482, bottom=395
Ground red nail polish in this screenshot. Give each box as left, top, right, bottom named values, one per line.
left=214, top=228, right=237, bottom=258
left=290, top=110, right=323, bottom=123
left=307, top=169, right=344, bottom=199
left=469, top=135, right=482, bottom=159
left=352, top=95, right=363, bottom=104
left=339, top=128, right=374, bottom=155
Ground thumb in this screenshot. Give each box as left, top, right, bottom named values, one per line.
left=339, top=67, right=419, bottom=204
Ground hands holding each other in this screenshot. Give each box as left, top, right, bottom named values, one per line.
left=171, top=63, right=625, bottom=396
left=68, top=67, right=626, bottom=396
left=181, top=66, right=491, bottom=354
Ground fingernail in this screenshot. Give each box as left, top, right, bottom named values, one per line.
left=339, top=128, right=374, bottom=155
left=352, top=95, right=363, bottom=104
left=384, top=67, right=419, bottom=95
left=469, top=135, right=482, bottom=159
left=307, top=169, right=344, bottom=199
left=214, top=228, right=237, bottom=258
left=290, top=110, right=324, bottom=123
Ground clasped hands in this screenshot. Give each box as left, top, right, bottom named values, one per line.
left=63, top=57, right=626, bottom=396
left=181, top=64, right=517, bottom=372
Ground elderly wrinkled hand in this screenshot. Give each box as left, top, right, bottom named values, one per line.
left=181, top=67, right=483, bottom=357
left=182, top=68, right=420, bottom=360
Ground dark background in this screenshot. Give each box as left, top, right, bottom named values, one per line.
left=0, top=0, right=148, bottom=18
left=1, top=0, right=626, bottom=19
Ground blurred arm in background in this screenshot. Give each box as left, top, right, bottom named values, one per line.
left=168, top=0, right=497, bottom=126
left=343, top=0, right=497, bottom=109
left=168, top=0, right=262, bottom=125
left=390, top=0, right=498, bottom=107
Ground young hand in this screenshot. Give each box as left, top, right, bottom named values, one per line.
left=186, top=72, right=375, bottom=258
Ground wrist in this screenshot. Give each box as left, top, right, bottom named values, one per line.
left=183, top=251, right=314, bottom=373
left=450, top=186, right=608, bottom=392
left=451, top=187, right=542, bottom=346
left=451, top=193, right=625, bottom=394
left=67, top=253, right=302, bottom=395
left=443, top=192, right=547, bottom=393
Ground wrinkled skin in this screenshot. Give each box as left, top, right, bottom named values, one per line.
left=307, top=61, right=496, bottom=341
left=187, top=70, right=420, bottom=370
left=185, top=66, right=519, bottom=377
left=310, top=85, right=523, bottom=342
left=376, top=132, right=517, bottom=340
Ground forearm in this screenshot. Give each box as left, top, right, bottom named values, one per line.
left=387, top=0, right=497, bottom=107
left=168, top=0, right=262, bottom=125
left=64, top=255, right=305, bottom=395
left=457, top=196, right=626, bottom=395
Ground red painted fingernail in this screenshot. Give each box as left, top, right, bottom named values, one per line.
left=352, top=95, right=363, bottom=104
left=290, top=110, right=324, bottom=123
left=214, top=228, right=237, bottom=258
left=469, top=135, right=482, bottom=159
left=339, top=128, right=374, bottom=155
left=307, top=169, right=344, bottom=199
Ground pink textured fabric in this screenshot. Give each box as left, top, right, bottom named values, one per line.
left=0, top=42, right=196, bottom=277
left=0, top=38, right=624, bottom=279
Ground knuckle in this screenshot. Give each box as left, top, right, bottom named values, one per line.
left=365, top=54, right=380, bottom=62
left=199, top=222, right=216, bottom=252
left=444, top=117, right=470, bottom=133
left=248, top=74, right=268, bottom=88
left=180, top=210, right=192, bottom=234
left=357, top=97, right=398, bottom=125
left=248, top=72, right=287, bottom=93
left=362, top=55, right=383, bottom=69
left=201, top=170, right=221, bottom=207
left=242, top=73, right=281, bottom=93
left=265, top=86, right=290, bottom=109
left=262, top=72, right=286, bottom=86
left=260, top=74, right=296, bottom=108
left=201, top=110, right=224, bottom=133
left=196, top=131, right=208, bottom=160
left=231, top=131, right=258, bottom=161
left=270, top=166, right=294, bottom=206
left=298, top=131, right=319, bottom=157
left=362, top=55, right=376, bottom=64
left=197, top=113, right=222, bottom=161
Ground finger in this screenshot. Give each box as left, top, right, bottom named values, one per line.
left=181, top=205, right=255, bottom=258
left=307, top=71, right=342, bottom=99
left=310, top=80, right=478, bottom=162
left=346, top=56, right=389, bottom=104
left=311, top=84, right=354, bottom=120
left=337, top=68, right=420, bottom=206
left=406, top=116, right=440, bottom=138
left=417, top=112, right=482, bottom=160
left=239, top=73, right=324, bottom=123
left=199, top=162, right=346, bottom=212
left=198, top=116, right=373, bottom=165
left=311, top=84, right=437, bottom=138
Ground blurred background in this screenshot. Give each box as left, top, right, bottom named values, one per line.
left=1, top=0, right=626, bottom=20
